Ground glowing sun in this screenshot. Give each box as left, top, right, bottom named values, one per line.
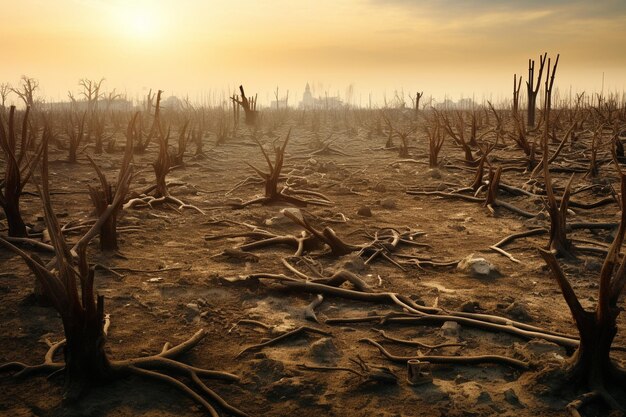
left=114, top=6, right=162, bottom=40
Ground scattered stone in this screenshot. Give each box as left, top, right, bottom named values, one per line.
left=504, top=388, right=524, bottom=407
left=308, top=337, right=339, bottom=364
left=185, top=303, right=200, bottom=313
left=357, top=206, right=373, bottom=217
left=440, top=321, right=460, bottom=337
left=460, top=300, right=480, bottom=313
left=381, top=198, right=397, bottom=209
left=457, top=254, right=501, bottom=278
left=182, top=303, right=200, bottom=322
left=477, top=391, right=492, bottom=404
left=504, top=301, right=533, bottom=322
left=584, top=259, right=602, bottom=272
left=341, top=254, right=368, bottom=273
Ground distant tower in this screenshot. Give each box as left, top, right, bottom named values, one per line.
left=302, top=83, right=313, bottom=108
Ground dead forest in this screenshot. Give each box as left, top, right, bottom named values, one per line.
left=2, top=55, right=626, bottom=417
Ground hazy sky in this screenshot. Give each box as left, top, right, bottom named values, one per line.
left=1, top=0, right=625, bottom=106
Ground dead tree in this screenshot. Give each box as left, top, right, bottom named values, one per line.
left=170, top=119, right=190, bottom=167
left=79, top=78, right=105, bottom=110
left=0, top=82, right=11, bottom=108
left=543, top=158, right=575, bottom=258
left=191, top=127, right=205, bottom=156
left=381, top=112, right=417, bottom=157
left=0, top=148, right=248, bottom=416
left=0, top=106, right=45, bottom=237
left=526, top=53, right=547, bottom=128
left=65, top=111, right=86, bottom=163
left=540, top=53, right=573, bottom=258
left=134, top=90, right=163, bottom=153
left=426, top=123, right=445, bottom=168
left=231, top=85, right=258, bottom=126
left=234, top=131, right=332, bottom=208
left=124, top=116, right=204, bottom=214
left=11, top=76, right=39, bottom=108
left=78, top=78, right=105, bottom=145
left=585, top=127, right=601, bottom=179
left=513, top=74, right=522, bottom=113
left=510, top=113, right=532, bottom=156
left=86, top=115, right=134, bottom=251
left=92, top=112, right=107, bottom=154
left=411, top=91, right=423, bottom=117
left=543, top=54, right=560, bottom=119
left=381, top=112, right=396, bottom=149
left=437, top=110, right=475, bottom=165
left=483, top=166, right=502, bottom=214
left=539, top=173, right=626, bottom=416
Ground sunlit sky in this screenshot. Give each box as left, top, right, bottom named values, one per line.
left=1, top=0, right=625, bottom=106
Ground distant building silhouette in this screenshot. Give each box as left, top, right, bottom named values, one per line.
left=299, top=83, right=343, bottom=109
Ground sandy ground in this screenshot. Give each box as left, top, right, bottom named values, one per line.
left=1, top=112, right=624, bottom=416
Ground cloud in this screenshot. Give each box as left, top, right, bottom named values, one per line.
left=366, top=0, right=626, bottom=20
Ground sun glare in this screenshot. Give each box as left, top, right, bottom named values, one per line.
left=115, top=6, right=161, bottom=40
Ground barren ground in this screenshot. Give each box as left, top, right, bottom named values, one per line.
left=1, top=117, right=624, bottom=417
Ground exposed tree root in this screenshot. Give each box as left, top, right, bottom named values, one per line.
left=236, top=326, right=332, bottom=358
left=231, top=131, right=333, bottom=208
left=124, top=194, right=205, bottom=214
left=326, top=313, right=580, bottom=348
left=298, top=356, right=398, bottom=384
left=1, top=329, right=249, bottom=417
left=359, top=338, right=529, bottom=370
left=372, top=329, right=466, bottom=350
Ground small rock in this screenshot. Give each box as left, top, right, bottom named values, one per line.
left=460, top=300, right=480, bottom=313
left=341, top=254, right=368, bottom=273
left=185, top=303, right=200, bottom=313
left=504, top=388, right=524, bottom=407
left=477, top=391, right=492, bottom=404
left=457, top=254, right=501, bottom=278
left=308, top=338, right=339, bottom=364
left=504, top=301, right=533, bottom=322
left=584, top=259, right=602, bottom=272
left=357, top=206, right=373, bottom=217
left=381, top=198, right=397, bottom=209
left=440, top=321, right=460, bottom=337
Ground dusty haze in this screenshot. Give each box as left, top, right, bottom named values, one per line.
left=2, top=0, right=625, bottom=104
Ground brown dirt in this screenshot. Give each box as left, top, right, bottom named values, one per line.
left=1, top=118, right=624, bottom=417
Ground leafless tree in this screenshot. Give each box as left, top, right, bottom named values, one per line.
left=0, top=83, right=11, bottom=108
left=11, top=76, right=39, bottom=108
left=79, top=78, right=105, bottom=111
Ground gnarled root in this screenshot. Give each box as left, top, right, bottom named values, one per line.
left=1, top=329, right=248, bottom=417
